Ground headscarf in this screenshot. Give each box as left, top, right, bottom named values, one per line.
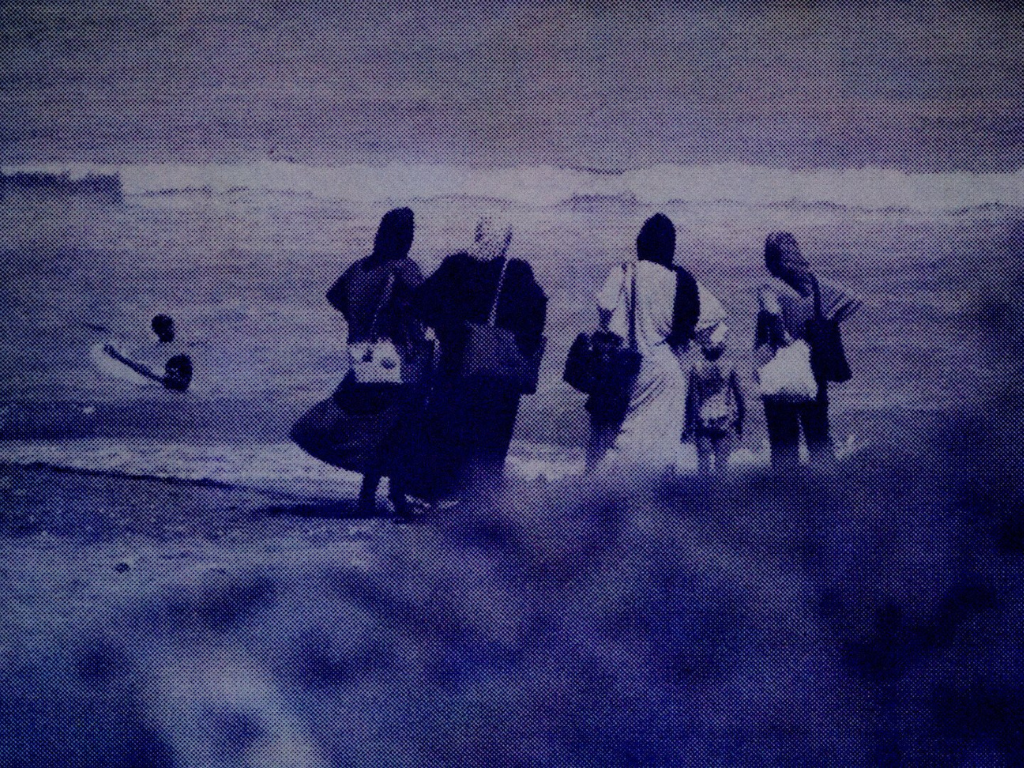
left=632, top=213, right=701, bottom=347
left=472, top=216, right=513, bottom=261
left=367, top=207, right=415, bottom=266
left=636, top=213, right=676, bottom=267
left=151, top=314, right=175, bottom=342
left=764, top=231, right=812, bottom=292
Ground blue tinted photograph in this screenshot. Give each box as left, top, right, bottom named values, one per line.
left=1, top=2, right=1022, bottom=765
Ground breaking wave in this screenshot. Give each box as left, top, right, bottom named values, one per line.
left=8, top=161, right=1024, bottom=211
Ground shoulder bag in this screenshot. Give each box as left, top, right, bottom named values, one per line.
left=347, top=271, right=404, bottom=384
left=564, top=263, right=643, bottom=423
left=460, top=257, right=547, bottom=394
left=804, top=274, right=852, bottom=383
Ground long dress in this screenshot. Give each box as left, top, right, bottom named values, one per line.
left=403, top=252, right=547, bottom=499
left=325, top=254, right=426, bottom=481
left=593, top=260, right=726, bottom=472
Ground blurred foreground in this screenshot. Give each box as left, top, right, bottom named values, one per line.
left=2, top=411, right=1023, bottom=767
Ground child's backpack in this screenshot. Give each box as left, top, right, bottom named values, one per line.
left=697, top=365, right=737, bottom=436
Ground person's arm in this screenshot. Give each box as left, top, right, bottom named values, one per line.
left=831, top=292, right=864, bottom=323
left=103, top=344, right=162, bottom=384
left=693, top=284, right=727, bottom=342
left=325, top=265, right=351, bottom=315
left=596, top=265, right=623, bottom=332
left=506, top=260, right=547, bottom=350
left=817, top=276, right=864, bottom=323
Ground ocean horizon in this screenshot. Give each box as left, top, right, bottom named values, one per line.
left=6, top=160, right=1024, bottom=212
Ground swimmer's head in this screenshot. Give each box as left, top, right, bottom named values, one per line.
left=152, top=314, right=175, bottom=342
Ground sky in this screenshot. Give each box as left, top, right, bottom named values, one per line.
left=1, top=0, right=1023, bottom=172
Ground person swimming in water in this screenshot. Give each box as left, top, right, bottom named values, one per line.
left=103, top=314, right=193, bottom=392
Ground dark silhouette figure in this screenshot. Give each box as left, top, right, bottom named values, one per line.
left=404, top=218, right=547, bottom=504
left=326, top=207, right=426, bottom=518
left=103, top=314, right=192, bottom=392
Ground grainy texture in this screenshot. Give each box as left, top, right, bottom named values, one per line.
left=1, top=2, right=1023, bottom=765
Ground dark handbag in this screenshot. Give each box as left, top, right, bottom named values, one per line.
left=804, top=274, right=852, bottom=383
left=461, top=257, right=546, bottom=394
left=564, top=263, right=643, bottom=423
left=564, top=332, right=597, bottom=392
left=289, top=379, right=405, bottom=474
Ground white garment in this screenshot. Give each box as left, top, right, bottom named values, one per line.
left=594, top=261, right=728, bottom=471
left=694, top=284, right=727, bottom=345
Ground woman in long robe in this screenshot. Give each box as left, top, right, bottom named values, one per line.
left=405, top=218, right=547, bottom=502
left=325, top=207, right=426, bottom=516
left=590, top=213, right=727, bottom=473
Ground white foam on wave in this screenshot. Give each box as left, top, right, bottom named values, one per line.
left=9, top=161, right=1024, bottom=212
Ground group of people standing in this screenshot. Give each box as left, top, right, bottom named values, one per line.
left=309, top=207, right=861, bottom=518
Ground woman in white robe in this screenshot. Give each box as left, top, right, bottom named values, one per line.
left=590, top=214, right=727, bottom=472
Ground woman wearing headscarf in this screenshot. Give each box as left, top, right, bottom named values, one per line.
left=755, top=232, right=863, bottom=469
left=589, top=213, right=727, bottom=471
left=405, top=217, right=547, bottom=502
left=326, top=207, right=426, bottom=517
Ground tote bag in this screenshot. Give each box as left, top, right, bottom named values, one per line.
left=570, top=263, right=643, bottom=423
left=461, top=257, right=546, bottom=394
left=756, top=339, right=818, bottom=403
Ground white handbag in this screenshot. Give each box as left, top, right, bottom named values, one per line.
left=756, top=339, right=818, bottom=402
left=348, top=339, right=403, bottom=384
left=347, top=272, right=403, bottom=384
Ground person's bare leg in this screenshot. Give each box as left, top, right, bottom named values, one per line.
left=695, top=434, right=713, bottom=476
left=713, top=433, right=735, bottom=477
left=388, top=475, right=414, bottom=519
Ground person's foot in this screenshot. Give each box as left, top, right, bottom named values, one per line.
left=389, top=495, right=416, bottom=521
left=356, top=493, right=377, bottom=517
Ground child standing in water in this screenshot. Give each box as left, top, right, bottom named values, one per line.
left=682, top=324, right=745, bottom=476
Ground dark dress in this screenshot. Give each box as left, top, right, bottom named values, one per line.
left=404, top=252, right=547, bottom=499
left=326, top=254, right=426, bottom=481
left=327, top=256, right=424, bottom=351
